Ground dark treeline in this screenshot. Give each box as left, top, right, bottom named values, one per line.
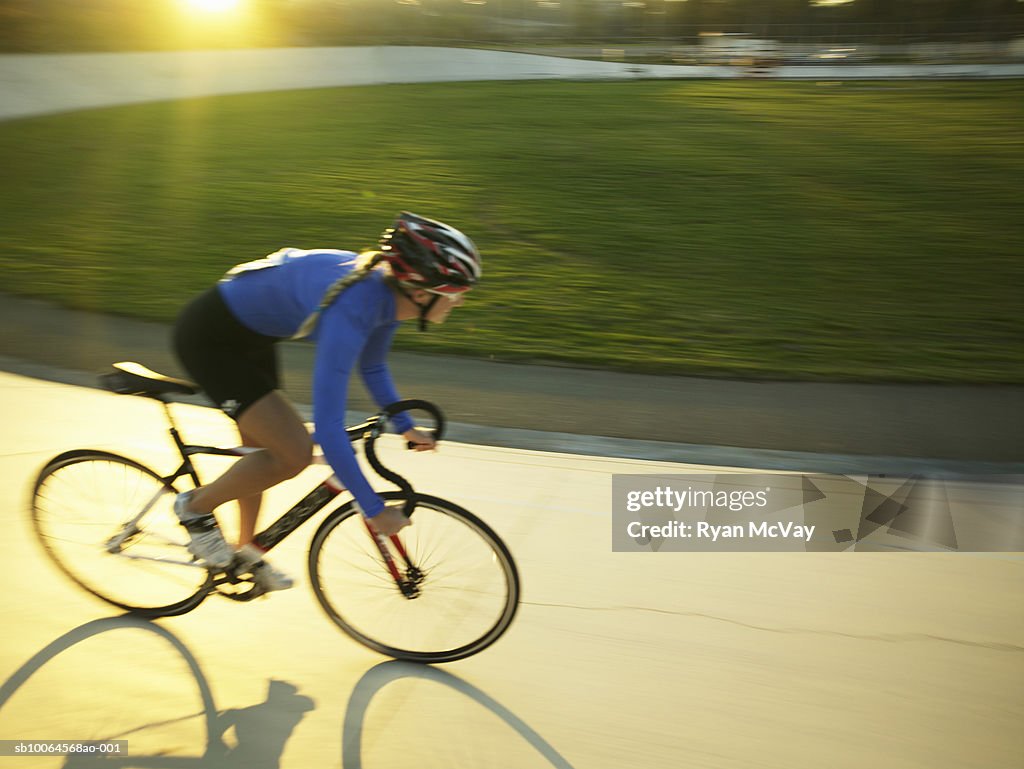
left=1, top=0, right=1022, bottom=53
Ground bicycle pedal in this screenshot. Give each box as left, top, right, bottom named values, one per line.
left=211, top=574, right=266, bottom=602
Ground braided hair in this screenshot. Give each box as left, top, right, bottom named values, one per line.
left=291, top=251, right=386, bottom=339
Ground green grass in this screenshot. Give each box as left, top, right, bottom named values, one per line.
left=1, top=79, right=1022, bottom=382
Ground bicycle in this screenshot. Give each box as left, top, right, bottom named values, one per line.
left=31, top=362, right=520, bottom=664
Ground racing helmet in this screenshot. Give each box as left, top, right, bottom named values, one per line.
left=379, top=212, right=481, bottom=294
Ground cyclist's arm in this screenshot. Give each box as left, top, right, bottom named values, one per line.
left=359, top=322, right=415, bottom=435
left=312, top=310, right=387, bottom=518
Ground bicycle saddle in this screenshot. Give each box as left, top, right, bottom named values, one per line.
left=100, top=361, right=198, bottom=398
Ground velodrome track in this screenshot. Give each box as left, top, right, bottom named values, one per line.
left=0, top=370, right=1022, bottom=768
left=1, top=46, right=1022, bottom=768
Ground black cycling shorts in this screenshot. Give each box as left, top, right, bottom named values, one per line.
left=173, top=286, right=280, bottom=420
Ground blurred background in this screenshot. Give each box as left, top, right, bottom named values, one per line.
left=2, top=0, right=1024, bottom=64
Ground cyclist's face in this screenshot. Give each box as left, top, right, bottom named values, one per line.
left=425, top=292, right=465, bottom=324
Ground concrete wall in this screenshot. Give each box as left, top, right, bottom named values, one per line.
left=1, top=46, right=1022, bottom=122
left=0, top=46, right=715, bottom=121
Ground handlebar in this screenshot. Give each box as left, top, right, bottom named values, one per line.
left=347, top=399, right=446, bottom=518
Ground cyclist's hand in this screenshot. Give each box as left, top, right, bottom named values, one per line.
left=403, top=427, right=436, bottom=452
left=368, top=502, right=411, bottom=538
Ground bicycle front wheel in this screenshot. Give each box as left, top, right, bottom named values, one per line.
left=309, top=492, right=520, bottom=663
left=31, top=450, right=212, bottom=616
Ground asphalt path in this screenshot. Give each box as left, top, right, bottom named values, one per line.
left=0, top=372, right=1022, bottom=769
left=1, top=294, right=1022, bottom=473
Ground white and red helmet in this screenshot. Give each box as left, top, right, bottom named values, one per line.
left=379, top=212, right=481, bottom=294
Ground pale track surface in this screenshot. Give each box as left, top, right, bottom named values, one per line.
left=0, top=371, right=1021, bottom=768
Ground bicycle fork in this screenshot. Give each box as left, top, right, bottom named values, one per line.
left=363, top=518, right=423, bottom=599
left=248, top=476, right=423, bottom=599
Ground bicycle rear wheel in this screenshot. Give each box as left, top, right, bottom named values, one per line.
left=31, top=450, right=212, bottom=616
left=309, top=492, right=519, bottom=663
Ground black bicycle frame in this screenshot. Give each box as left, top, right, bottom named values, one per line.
left=154, top=398, right=444, bottom=559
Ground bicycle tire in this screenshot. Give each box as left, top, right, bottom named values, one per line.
left=31, top=450, right=212, bottom=617
left=308, top=491, right=520, bottom=663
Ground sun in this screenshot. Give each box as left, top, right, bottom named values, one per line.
left=183, top=0, right=241, bottom=12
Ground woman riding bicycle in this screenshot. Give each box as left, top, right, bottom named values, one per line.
left=171, top=212, right=481, bottom=592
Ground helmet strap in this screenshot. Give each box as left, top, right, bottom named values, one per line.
left=397, top=285, right=440, bottom=332
left=418, top=294, right=441, bottom=332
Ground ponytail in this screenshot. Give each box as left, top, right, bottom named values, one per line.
left=291, top=251, right=386, bottom=339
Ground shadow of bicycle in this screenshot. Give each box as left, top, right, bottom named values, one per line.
left=342, top=661, right=577, bottom=769
left=0, top=616, right=313, bottom=768
left=1, top=617, right=575, bottom=768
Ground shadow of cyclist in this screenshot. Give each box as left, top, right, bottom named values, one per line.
left=210, top=679, right=316, bottom=769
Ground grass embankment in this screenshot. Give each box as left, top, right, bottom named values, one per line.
left=1, top=80, right=1021, bottom=382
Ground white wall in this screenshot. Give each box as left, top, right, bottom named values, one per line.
left=1, top=45, right=1021, bottom=122
left=0, top=46, right=716, bottom=121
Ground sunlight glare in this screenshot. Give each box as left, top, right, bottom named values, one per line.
left=184, top=0, right=241, bottom=12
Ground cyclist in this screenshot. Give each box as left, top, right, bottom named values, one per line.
left=171, top=212, right=481, bottom=592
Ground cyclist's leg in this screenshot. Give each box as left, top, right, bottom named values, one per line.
left=198, top=395, right=307, bottom=591
left=236, top=420, right=269, bottom=548
left=178, top=392, right=308, bottom=588
left=189, top=391, right=312, bottom=515
left=235, top=429, right=264, bottom=548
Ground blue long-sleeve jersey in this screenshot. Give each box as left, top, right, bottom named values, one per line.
left=217, top=248, right=414, bottom=518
